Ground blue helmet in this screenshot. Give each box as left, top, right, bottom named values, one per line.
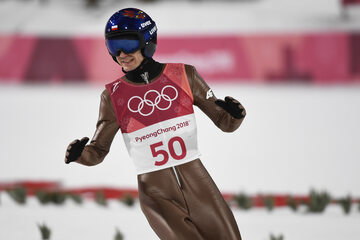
left=105, top=8, right=157, bottom=61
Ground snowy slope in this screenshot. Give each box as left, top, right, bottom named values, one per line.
left=1, top=193, right=360, bottom=240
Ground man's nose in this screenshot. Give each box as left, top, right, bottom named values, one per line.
left=118, top=51, right=128, bottom=58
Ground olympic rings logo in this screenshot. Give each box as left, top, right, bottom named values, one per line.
left=127, top=85, right=178, bottom=116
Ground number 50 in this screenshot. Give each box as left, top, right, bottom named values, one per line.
left=150, top=136, right=187, bottom=166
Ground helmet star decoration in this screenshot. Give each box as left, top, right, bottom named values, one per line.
left=123, top=10, right=146, bottom=19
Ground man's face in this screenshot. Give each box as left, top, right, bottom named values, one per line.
left=116, top=50, right=144, bottom=72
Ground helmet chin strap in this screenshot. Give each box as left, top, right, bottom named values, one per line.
left=142, top=42, right=157, bottom=58
left=112, top=55, right=118, bottom=64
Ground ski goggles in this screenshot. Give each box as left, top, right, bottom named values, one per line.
left=106, top=34, right=144, bottom=56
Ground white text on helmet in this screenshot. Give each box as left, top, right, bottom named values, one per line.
left=141, top=20, right=152, bottom=28
left=149, top=26, right=157, bottom=35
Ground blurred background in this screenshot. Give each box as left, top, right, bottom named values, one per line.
left=1, top=0, right=360, bottom=239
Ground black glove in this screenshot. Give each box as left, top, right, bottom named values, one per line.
left=65, top=137, right=89, bottom=164
left=215, top=96, right=245, bottom=119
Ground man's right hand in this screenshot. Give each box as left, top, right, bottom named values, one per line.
left=215, top=96, right=246, bottom=119
left=65, top=137, right=89, bottom=164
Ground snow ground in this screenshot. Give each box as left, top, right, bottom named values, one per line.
left=1, top=84, right=360, bottom=240
left=1, top=193, right=360, bottom=240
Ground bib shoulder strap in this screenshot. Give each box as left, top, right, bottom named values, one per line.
left=163, top=63, right=193, bottom=102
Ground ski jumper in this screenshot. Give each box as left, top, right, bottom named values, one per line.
left=77, top=63, right=243, bottom=240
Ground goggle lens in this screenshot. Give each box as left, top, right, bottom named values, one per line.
left=106, top=38, right=141, bottom=56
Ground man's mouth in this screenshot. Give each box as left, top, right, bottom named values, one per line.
left=121, top=58, right=133, bottom=64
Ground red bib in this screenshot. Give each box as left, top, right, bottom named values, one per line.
left=106, top=63, right=201, bottom=174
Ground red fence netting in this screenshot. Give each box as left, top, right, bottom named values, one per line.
left=0, top=33, right=359, bottom=84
